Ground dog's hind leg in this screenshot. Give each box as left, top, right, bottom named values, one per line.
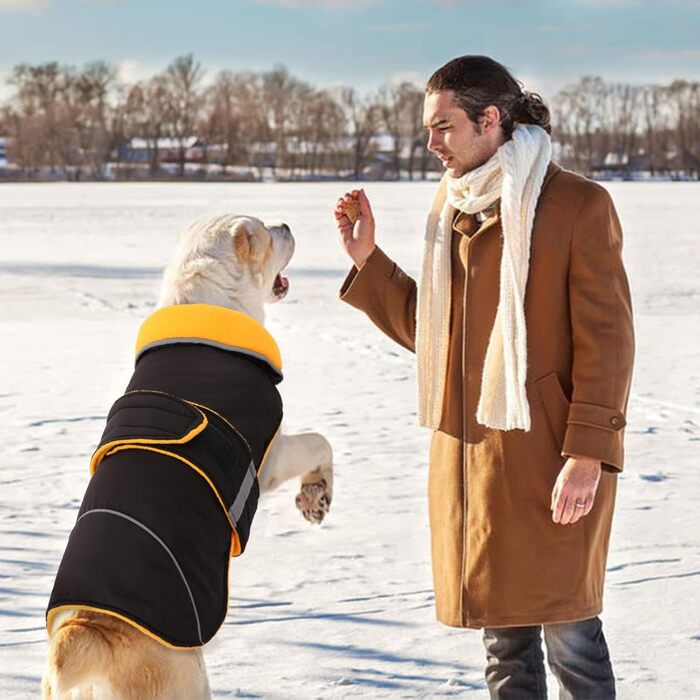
left=44, top=611, right=210, bottom=700
left=107, top=641, right=210, bottom=700
left=258, top=432, right=334, bottom=524
left=42, top=614, right=114, bottom=700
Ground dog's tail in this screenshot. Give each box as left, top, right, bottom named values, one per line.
left=43, top=611, right=115, bottom=699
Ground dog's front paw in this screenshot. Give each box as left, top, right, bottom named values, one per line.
left=295, top=479, right=331, bottom=524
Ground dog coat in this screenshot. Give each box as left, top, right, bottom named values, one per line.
left=46, top=303, right=283, bottom=648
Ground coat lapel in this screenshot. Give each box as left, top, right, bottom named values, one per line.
left=470, top=161, right=562, bottom=243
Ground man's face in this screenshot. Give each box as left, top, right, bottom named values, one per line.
left=422, top=90, right=502, bottom=178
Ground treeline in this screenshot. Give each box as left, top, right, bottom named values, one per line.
left=1, top=54, right=699, bottom=181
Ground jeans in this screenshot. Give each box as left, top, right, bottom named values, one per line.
left=482, top=616, right=616, bottom=699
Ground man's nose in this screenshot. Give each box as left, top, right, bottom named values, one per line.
left=426, top=133, right=441, bottom=153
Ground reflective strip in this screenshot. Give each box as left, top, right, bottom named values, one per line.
left=77, top=508, right=203, bottom=645
left=229, top=460, right=256, bottom=523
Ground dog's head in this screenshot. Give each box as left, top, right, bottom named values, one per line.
left=230, top=216, right=294, bottom=303
left=158, top=214, right=295, bottom=319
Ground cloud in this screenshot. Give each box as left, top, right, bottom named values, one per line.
left=116, top=58, right=164, bottom=85
left=0, top=0, right=118, bottom=12
left=634, top=48, right=700, bottom=61
left=515, top=73, right=568, bottom=100
left=248, top=0, right=513, bottom=7
left=249, top=0, right=381, bottom=7
left=387, top=69, right=426, bottom=88
left=576, top=0, right=700, bottom=4
left=435, top=0, right=522, bottom=4
left=0, top=0, right=49, bottom=12
left=368, top=21, right=430, bottom=32
left=555, top=42, right=588, bottom=57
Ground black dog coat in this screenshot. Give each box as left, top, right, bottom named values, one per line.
left=46, top=303, right=283, bottom=648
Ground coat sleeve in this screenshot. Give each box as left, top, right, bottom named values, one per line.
left=338, top=245, right=417, bottom=353
left=561, top=185, right=635, bottom=473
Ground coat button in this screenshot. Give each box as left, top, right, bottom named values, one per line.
left=611, top=416, right=619, bottom=425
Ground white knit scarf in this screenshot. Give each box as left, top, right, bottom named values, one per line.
left=416, top=124, right=552, bottom=432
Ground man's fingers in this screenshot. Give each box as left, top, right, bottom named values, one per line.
left=552, top=488, right=565, bottom=523
left=358, top=188, right=372, bottom=216
left=335, top=210, right=351, bottom=226
left=560, top=495, right=577, bottom=525
left=570, top=496, right=594, bottom=524
left=563, top=497, right=579, bottom=525
left=553, top=486, right=595, bottom=525
left=569, top=503, right=583, bottom=524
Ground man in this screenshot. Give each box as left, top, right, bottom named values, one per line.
left=333, top=55, right=635, bottom=699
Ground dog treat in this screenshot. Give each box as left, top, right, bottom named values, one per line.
left=342, top=198, right=361, bottom=224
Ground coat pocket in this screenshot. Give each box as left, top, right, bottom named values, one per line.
left=534, top=371, right=571, bottom=453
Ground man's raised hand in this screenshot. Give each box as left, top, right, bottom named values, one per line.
left=334, top=188, right=376, bottom=269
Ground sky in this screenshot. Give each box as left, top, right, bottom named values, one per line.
left=0, top=0, right=699, bottom=102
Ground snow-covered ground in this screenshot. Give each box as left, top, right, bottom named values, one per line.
left=1, top=181, right=699, bottom=698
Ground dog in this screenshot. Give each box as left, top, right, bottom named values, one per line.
left=42, top=214, right=333, bottom=699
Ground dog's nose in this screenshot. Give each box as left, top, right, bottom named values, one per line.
left=281, top=223, right=290, bottom=233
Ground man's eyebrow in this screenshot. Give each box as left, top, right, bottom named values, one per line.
left=423, top=117, right=451, bottom=129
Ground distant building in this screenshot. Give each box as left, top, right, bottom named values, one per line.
left=0, top=137, right=7, bottom=167
left=118, top=137, right=205, bottom=164
left=591, top=150, right=652, bottom=179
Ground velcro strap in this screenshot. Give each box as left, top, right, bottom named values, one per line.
left=90, top=391, right=207, bottom=474
left=567, top=402, right=626, bottom=431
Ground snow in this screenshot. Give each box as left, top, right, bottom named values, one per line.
left=1, top=181, right=699, bottom=698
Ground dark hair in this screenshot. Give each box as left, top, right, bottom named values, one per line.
left=425, top=55, right=551, bottom=138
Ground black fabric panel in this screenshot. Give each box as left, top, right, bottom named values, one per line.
left=127, top=344, right=282, bottom=466
left=48, top=339, right=282, bottom=648
left=48, top=449, right=231, bottom=647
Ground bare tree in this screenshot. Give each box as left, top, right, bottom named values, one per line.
left=165, top=54, right=203, bottom=177
left=377, top=81, right=425, bottom=179
left=305, top=89, right=346, bottom=177
left=66, top=61, right=116, bottom=179
left=125, top=75, right=174, bottom=177
left=551, top=76, right=608, bottom=175
left=260, top=65, right=311, bottom=177
left=2, top=59, right=699, bottom=181
left=602, top=81, right=642, bottom=174
left=668, top=80, right=700, bottom=178
left=8, top=62, right=64, bottom=174
left=339, top=86, right=379, bottom=180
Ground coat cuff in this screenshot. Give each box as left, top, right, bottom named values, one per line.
left=339, top=246, right=394, bottom=309
left=562, top=402, right=626, bottom=473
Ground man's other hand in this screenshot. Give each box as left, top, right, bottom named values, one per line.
left=551, top=455, right=602, bottom=525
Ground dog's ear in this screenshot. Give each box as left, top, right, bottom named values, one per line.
left=231, top=219, right=269, bottom=267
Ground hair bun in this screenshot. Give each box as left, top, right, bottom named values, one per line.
left=517, top=90, right=551, bottom=132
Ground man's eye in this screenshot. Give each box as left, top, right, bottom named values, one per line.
left=438, top=127, right=450, bottom=132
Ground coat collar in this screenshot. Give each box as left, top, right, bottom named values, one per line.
left=472, top=160, right=561, bottom=238
left=135, top=303, right=283, bottom=381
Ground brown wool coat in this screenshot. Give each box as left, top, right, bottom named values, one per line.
left=339, top=162, right=635, bottom=628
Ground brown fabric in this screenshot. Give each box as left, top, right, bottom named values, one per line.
left=339, top=161, right=635, bottom=628
left=437, top=211, right=477, bottom=437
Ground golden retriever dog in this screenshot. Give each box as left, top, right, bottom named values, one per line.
left=42, top=214, right=333, bottom=699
